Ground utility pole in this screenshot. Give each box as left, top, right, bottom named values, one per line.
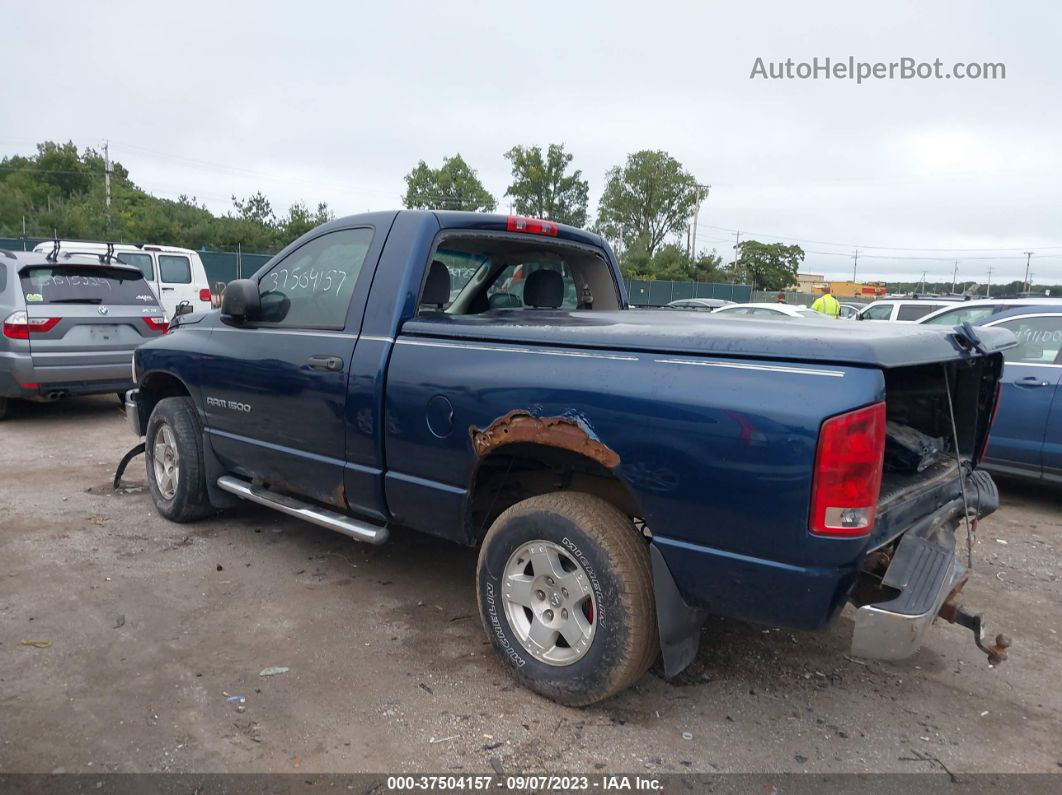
left=690, top=185, right=709, bottom=263
left=952, top=261, right=959, bottom=294
left=986, top=265, right=992, bottom=298
left=851, top=249, right=860, bottom=285
left=1024, top=251, right=1034, bottom=293
left=103, top=141, right=112, bottom=236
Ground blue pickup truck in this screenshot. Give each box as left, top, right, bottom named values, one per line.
left=125, top=211, right=1013, bottom=704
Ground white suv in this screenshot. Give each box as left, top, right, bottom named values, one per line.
left=857, top=298, right=960, bottom=322
left=33, top=240, right=212, bottom=319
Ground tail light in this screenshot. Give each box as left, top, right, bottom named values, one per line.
left=3, top=311, right=60, bottom=340
left=810, top=402, right=886, bottom=537
left=507, top=215, right=559, bottom=236
left=199, top=288, right=212, bottom=302
left=142, top=317, right=169, bottom=333
left=978, top=380, right=1003, bottom=461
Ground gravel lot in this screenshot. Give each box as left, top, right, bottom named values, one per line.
left=1, top=396, right=1060, bottom=776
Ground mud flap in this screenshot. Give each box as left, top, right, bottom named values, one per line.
left=650, top=544, right=708, bottom=677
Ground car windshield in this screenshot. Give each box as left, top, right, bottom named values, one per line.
left=795, top=309, right=821, bottom=318
left=19, top=266, right=157, bottom=306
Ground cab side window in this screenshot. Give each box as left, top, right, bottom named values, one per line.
left=258, top=228, right=374, bottom=328
left=861, top=304, right=893, bottom=320
left=896, top=304, right=940, bottom=321
left=158, top=255, right=192, bottom=284
left=996, top=316, right=1062, bottom=365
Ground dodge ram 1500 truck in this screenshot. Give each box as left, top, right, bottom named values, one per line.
left=125, top=210, right=1013, bottom=705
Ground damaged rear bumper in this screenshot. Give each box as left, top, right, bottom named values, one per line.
left=851, top=469, right=1000, bottom=661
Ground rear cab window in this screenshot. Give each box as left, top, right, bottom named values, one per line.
left=19, top=266, right=158, bottom=306
left=424, top=234, right=619, bottom=315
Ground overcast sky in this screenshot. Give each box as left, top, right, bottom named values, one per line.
left=4, top=0, right=1060, bottom=283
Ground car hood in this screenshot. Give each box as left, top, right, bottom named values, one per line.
left=401, top=309, right=1015, bottom=368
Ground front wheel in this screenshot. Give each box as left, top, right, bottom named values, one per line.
left=476, top=492, right=658, bottom=706
left=145, top=396, right=212, bottom=522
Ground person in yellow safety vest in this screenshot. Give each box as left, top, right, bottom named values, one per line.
left=810, top=285, right=841, bottom=318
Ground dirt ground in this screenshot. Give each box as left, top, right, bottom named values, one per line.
left=1, top=395, right=1060, bottom=776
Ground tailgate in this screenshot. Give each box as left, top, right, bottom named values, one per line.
left=19, top=264, right=167, bottom=370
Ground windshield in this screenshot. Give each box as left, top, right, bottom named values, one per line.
left=20, top=266, right=157, bottom=306
left=921, top=305, right=998, bottom=325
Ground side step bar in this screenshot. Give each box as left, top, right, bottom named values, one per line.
left=216, top=475, right=388, bottom=545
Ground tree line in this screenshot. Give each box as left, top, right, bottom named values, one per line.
left=1, top=140, right=812, bottom=288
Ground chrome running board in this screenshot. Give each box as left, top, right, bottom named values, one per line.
left=216, top=475, right=388, bottom=545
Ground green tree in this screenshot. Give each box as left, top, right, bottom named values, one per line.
left=280, top=200, right=334, bottom=241
left=503, top=144, right=588, bottom=227
left=402, top=154, right=495, bottom=212
left=733, top=240, right=805, bottom=291
left=596, top=150, right=705, bottom=257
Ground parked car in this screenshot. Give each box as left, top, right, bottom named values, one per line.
left=711, top=302, right=824, bottom=319
left=839, top=303, right=862, bottom=319
left=0, top=249, right=168, bottom=419
left=665, top=298, right=733, bottom=311
left=32, top=240, right=212, bottom=319
left=857, top=298, right=962, bottom=322
left=125, top=210, right=1011, bottom=704
left=917, top=298, right=1062, bottom=327
left=974, top=305, right=1062, bottom=482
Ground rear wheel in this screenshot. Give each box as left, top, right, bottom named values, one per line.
left=476, top=492, right=658, bottom=706
left=145, top=396, right=212, bottom=522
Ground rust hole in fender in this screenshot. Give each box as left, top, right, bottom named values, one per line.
left=469, top=410, right=621, bottom=469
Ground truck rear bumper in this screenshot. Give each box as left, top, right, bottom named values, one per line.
left=851, top=470, right=998, bottom=661
left=851, top=528, right=965, bottom=660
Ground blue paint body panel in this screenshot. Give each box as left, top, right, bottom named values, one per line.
left=133, top=209, right=1007, bottom=633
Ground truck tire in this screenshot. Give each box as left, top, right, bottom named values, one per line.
left=145, top=396, right=212, bottom=523
left=476, top=492, right=658, bottom=706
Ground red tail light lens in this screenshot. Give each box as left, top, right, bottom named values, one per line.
left=810, top=402, right=886, bottom=537
left=507, top=215, right=559, bottom=236
left=199, top=288, right=212, bottom=302
left=3, top=311, right=60, bottom=339
left=142, top=317, right=169, bottom=333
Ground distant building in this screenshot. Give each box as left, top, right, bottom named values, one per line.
left=825, top=280, right=887, bottom=298
left=794, top=273, right=826, bottom=292
left=791, top=273, right=887, bottom=298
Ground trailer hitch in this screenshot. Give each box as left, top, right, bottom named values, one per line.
left=938, top=599, right=1011, bottom=665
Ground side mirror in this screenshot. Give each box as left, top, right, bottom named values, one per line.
left=220, top=279, right=261, bottom=322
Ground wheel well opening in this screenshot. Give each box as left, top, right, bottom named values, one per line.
left=138, top=372, right=191, bottom=424
left=467, top=443, right=641, bottom=543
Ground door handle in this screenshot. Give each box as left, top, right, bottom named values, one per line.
left=1015, top=375, right=1049, bottom=388
left=307, top=354, right=344, bottom=372
left=161, top=287, right=175, bottom=291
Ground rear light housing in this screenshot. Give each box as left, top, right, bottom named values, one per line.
left=507, top=215, right=559, bottom=236
left=810, top=402, right=886, bottom=537
left=142, top=316, right=169, bottom=334
left=3, top=311, right=60, bottom=340
left=199, top=288, right=212, bottom=302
